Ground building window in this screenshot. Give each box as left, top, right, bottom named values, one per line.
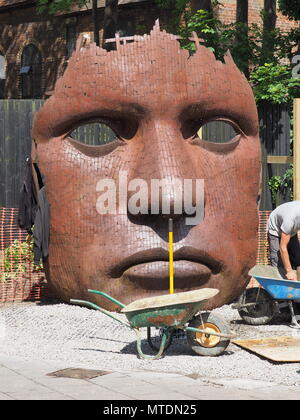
left=20, top=44, right=42, bottom=99
left=66, top=24, right=77, bottom=59
left=117, top=16, right=135, bottom=37
left=0, top=55, right=6, bottom=98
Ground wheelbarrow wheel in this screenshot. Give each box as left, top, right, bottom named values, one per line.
left=237, top=287, right=276, bottom=325
left=187, top=312, right=231, bottom=357
left=147, top=327, right=173, bottom=352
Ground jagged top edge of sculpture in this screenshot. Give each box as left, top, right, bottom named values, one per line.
left=71, top=19, right=239, bottom=71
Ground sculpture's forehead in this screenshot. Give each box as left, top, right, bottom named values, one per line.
left=58, top=34, right=252, bottom=109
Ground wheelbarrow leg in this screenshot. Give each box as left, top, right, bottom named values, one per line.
left=288, top=301, right=300, bottom=329
left=135, top=328, right=172, bottom=360
left=147, top=327, right=173, bottom=352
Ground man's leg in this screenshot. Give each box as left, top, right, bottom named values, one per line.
left=287, top=234, right=300, bottom=269
left=268, top=233, right=281, bottom=267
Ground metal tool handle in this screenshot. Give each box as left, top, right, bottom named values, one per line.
left=169, top=218, right=173, bottom=232
left=88, top=289, right=126, bottom=308
left=169, top=218, right=174, bottom=294
left=70, top=298, right=132, bottom=328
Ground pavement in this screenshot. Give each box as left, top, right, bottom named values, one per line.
left=0, top=354, right=300, bottom=401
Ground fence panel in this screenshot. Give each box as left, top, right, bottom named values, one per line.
left=259, top=101, right=292, bottom=210
left=72, top=122, right=116, bottom=145
left=0, top=100, right=44, bottom=208
left=202, top=120, right=236, bottom=143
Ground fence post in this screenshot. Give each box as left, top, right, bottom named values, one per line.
left=294, top=99, right=300, bottom=200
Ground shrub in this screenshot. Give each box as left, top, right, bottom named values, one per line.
left=0, top=237, right=42, bottom=282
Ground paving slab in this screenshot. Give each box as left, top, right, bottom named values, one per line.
left=0, top=354, right=300, bottom=401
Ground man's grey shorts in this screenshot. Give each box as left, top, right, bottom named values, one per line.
left=268, top=233, right=300, bottom=269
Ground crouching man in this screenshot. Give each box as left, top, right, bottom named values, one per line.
left=267, top=201, right=300, bottom=281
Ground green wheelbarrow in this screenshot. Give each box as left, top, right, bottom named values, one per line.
left=70, top=288, right=235, bottom=360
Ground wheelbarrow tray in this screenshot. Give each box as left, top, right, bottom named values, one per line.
left=121, top=288, right=219, bottom=328
left=249, top=265, right=300, bottom=301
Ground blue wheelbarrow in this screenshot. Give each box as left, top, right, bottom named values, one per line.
left=233, top=265, right=300, bottom=329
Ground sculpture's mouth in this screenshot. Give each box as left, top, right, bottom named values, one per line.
left=122, top=260, right=212, bottom=290
left=111, top=246, right=222, bottom=290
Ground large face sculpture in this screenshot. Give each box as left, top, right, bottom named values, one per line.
left=32, top=24, right=261, bottom=311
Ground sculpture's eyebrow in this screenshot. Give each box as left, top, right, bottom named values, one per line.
left=179, top=103, right=237, bottom=120
left=57, top=100, right=150, bottom=122
left=32, top=99, right=150, bottom=141
left=178, top=102, right=257, bottom=137
left=91, top=102, right=149, bottom=120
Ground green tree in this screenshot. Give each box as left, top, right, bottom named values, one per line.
left=235, top=0, right=249, bottom=76
left=278, top=0, right=300, bottom=20
left=250, top=63, right=300, bottom=104
left=190, top=0, right=212, bottom=14
left=261, top=0, right=277, bottom=64
left=164, top=1, right=300, bottom=102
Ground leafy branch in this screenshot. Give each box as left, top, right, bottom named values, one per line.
left=268, top=166, right=293, bottom=206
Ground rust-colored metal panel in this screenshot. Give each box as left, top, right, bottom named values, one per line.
left=32, top=22, right=261, bottom=311
left=233, top=336, right=300, bottom=362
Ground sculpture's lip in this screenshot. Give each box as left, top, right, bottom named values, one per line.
left=122, top=260, right=212, bottom=290
left=110, top=246, right=222, bottom=278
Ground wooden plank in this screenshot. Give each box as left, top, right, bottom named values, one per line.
left=17, top=101, right=32, bottom=206
left=233, top=336, right=300, bottom=362
left=294, top=98, right=300, bottom=200
left=4, top=100, right=14, bottom=207
left=267, top=155, right=293, bottom=164
left=11, top=100, right=18, bottom=208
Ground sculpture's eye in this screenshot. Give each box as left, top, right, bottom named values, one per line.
left=69, top=122, right=117, bottom=145
left=199, top=120, right=239, bottom=144
left=189, top=119, right=242, bottom=153
left=66, top=121, right=125, bottom=157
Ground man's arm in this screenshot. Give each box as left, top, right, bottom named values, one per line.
left=279, top=232, right=297, bottom=281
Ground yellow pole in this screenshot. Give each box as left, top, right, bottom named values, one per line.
left=169, top=218, right=174, bottom=294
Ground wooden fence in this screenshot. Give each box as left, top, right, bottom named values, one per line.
left=259, top=101, right=292, bottom=210
left=0, top=100, right=43, bottom=208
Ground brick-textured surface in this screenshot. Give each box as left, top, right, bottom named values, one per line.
left=219, top=0, right=299, bottom=33
left=32, top=23, right=261, bottom=310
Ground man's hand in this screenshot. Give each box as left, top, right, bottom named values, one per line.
left=286, top=270, right=297, bottom=281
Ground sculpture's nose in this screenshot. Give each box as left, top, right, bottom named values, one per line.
left=126, top=118, right=201, bottom=221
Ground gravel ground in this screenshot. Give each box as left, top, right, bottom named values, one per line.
left=0, top=301, right=300, bottom=387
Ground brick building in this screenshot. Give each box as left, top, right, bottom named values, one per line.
left=0, top=0, right=298, bottom=99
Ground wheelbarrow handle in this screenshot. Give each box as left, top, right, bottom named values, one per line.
left=70, top=299, right=132, bottom=329
left=87, top=289, right=126, bottom=308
